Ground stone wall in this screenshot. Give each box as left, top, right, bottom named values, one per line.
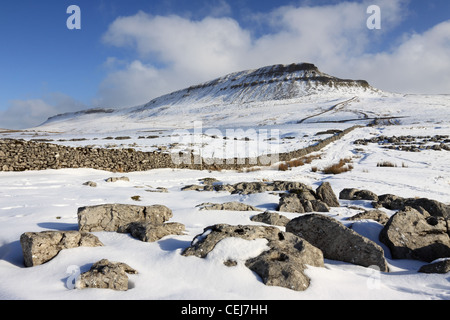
left=0, top=126, right=360, bottom=172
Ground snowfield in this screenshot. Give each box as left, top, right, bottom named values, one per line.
left=1, top=122, right=449, bottom=300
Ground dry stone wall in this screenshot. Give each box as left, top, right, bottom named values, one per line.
left=0, top=126, right=360, bottom=172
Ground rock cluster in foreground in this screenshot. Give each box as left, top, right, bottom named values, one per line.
left=20, top=203, right=181, bottom=291
left=18, top=179, right=450, bottom=293
left=182, top=224, right=325, bottom=291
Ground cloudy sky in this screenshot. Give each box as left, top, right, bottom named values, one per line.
left=1, top=0, right=450, bottom=129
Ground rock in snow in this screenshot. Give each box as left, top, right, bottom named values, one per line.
left=77, top=259, right=138, bottom=291
left=77, top=204, right=173, bottom=232
left=20, top=231, right=103, bottom=267
left=118, top=222, right=186, bottom=243
left=379, top=207, right=450, bottom=262
left=286, top=214, right=389, bottom=272
left=196, top=202, right=262, bottom=212
left=182, top=224, right=324, bottom=291
left=250, top=211, right=291, bottom=227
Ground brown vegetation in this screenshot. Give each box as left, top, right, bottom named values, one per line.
left=322, top=158, right=354, bottom=175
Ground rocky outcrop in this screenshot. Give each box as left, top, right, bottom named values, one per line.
left=196, top=202, right=262, bottom=212
left=77, top=259, right=138, bottom=291
left=245, top=233, right=324, bottom=291
left=277, top=182, right=340, bottom=214
left=379, top=207, right=450, bottom=262
left=339, top=188, right=379, bottom=201
left=105, top=176, right=130, bottom=183
left=118, top=222, right=186, bottom=242
left=20, top=231, right=103, bottom=267
left=77, top=204, right=173, bottom=232
left=347, top=209, right=390, bottom=225
left=182, top=224, right=324, bottom=291
left=316, top=182, right=340, bottom=207
left=374, top=195, right=450, bottom=219
left=419, top=259, right=450, bottom=274
left=278, top=194, right=330, bottom=213
left=286, top=214, right=389, bottom=272
left=250, top=211, right=290, bottom=227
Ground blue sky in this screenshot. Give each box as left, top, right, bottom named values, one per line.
left=1, top=0, right=450, bottom=129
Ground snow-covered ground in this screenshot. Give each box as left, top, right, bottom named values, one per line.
left=1, top=63, right=449, bottom=300
left=1, top=119, right=449, bottom=300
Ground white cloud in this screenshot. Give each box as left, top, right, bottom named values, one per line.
left=354, top=21, right=450, bottom=93
left=96, top=0, right=450, bottom=109
left=0, top=93, right=86, bottom=130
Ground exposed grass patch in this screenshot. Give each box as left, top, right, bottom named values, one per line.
left=322, top=158, right=354, bottom=175
left=278, top=154, right=322, bottom=171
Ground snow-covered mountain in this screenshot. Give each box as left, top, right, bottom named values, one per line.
left=133, top=62, right=376, bottom=107
left=38, top=63, right=382, bottom=132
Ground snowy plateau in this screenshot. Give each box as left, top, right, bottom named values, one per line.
left=0, top=63, right=449, bottom=300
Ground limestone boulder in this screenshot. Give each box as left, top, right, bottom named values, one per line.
left=118, top=222, right=186, bottom=242
left=315, top=182, right=340, bottom=207
left=182, top=224, right=324, bottom=291
left=419, top=260, right=450, bottom=274
left=20, top=231, right=103, bottom=267
left=196, top=202, right=262, bottom=212
left=77, top=204, right=173, bottom=232
left=286, top=214, right=389, bottom=272
left=77, top=259, right=138, bottom=291
left=348, top=209, right=390, bottom=226
left=379, top=207, right=450, bottom=262
left=250, top=211, right=290, bottom=227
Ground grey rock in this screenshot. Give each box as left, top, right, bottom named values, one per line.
left=310, top=200, right=330, bottom=213
left=77, top=259, right=138, bottom=291
left=375, top=195, right=450, bottom=218
left=182, top=224, right=279, bottom=259
left=405, top=198, right=450, bottom=219
left=231, top=182, right=271, bottom=195
left=375, top=194, right=406, bottom=210
left=182, top=224, right=324, bottom=291
left=286, top=214, right=389, bottom=272
left=348, top=209, right=390, bottom=225
left=379, top=207, right=450, bottom=262
left=20, top=231, right=103, bottom=267
left=145, top=187, right=168, bottom=193
left=339, top=188, right=359, bottom=200
left=77, top=204, right=173, bottom=232
left=419, top=260, right=450, bottom=274
left=278, top=194, right=329, bottom=214
left=118, top=222, right=186, bottom=242
left=250, top=211, right=291, bottom=227
left=181, top=184, right=204, bottom=191
left=105, top=176, right=130, bottom=183
left=353, top=190, right=379, bottom=201
left=245, top=232, right=324, bottom=291
left=339, top=188, right=378, bottom=201
left=218, top=180, right=314, bottom=195
left=278, top=194, right=304, bottom=213
left=316, top=182, right=340, bottom=207
left=83, top=181, right=97, bottom=187
left=197, top=202, right=262, bottom=212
